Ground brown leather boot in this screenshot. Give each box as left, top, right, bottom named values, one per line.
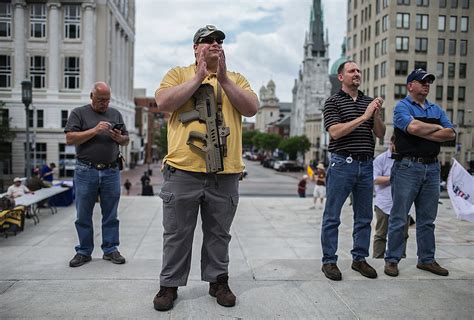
left=384, top=262, right=399, bottom=277
left=209, top=274, right=236, bottom=307
left=153, top=286, right=178, bottom=311
left=351, top=260, right=378, bottom=279
left=417, top=261, right=449, bottom=276
left=321, top=263, right=342, bottom=281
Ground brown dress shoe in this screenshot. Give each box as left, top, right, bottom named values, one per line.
left=351, top=260, right=378, bottom=279
left=321, top=263, right=342, bottom=281
left=417, top=261, right=449, bottom=276
left=209, top=274, right=236, bottom=307
left=153, top=286, right=178, bottom=311
left=384, top=262, right=399, bottom=277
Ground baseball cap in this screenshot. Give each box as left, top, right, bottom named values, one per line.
left=193, top=25, right=225, bottom=44
left=13, top=177, right=21, bottom=183
left=406, top=68, right=435, bottom=84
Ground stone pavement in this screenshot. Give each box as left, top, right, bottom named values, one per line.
left=1, top=191, right=473, bottom=319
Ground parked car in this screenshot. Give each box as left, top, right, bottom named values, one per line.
left=274, top=160, right=304, bottom=172
left=262, top=157, right=276, bottom=168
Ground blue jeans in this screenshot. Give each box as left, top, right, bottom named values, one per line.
left=321, top=153, right=374, bottom=264
left=73, top=162, right=121, bottom=256
left=386, top=159, right=440, bottom=264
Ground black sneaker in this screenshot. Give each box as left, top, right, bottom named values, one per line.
left=69, top=253, right=92, bottom=267
left=153, top=286, right=178, bottom=311
left=209, top=274, right=236, bottom=307
left=321, top=263, right=342, bottom=281
left=103, top=251, right=126, bottom=264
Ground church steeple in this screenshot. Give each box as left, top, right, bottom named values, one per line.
left=309, top=0, right=326, bottom=57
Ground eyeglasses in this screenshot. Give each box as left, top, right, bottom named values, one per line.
left=197, top=36, right=223, bottom=45
left=94, top=96, right=110, bottom=103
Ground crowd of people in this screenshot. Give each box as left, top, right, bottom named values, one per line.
left=9, top=23, right=450, bottom=314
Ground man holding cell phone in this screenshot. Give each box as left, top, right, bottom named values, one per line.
left=64, top=81, right=129, bottom=268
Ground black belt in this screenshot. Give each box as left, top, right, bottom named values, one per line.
left=78, top=160, right=117, bottom=170
left=401, top=156, right=438, bottom=164
left=335, top=152, right=373, bottom=162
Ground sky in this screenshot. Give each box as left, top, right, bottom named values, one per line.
left=133, top=0, right=346, bottom=103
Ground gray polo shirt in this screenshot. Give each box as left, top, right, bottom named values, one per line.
left=64, top=104, right=128, bottom=164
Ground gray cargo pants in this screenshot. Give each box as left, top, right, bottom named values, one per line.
left=159, top=164, right=240, bottom=287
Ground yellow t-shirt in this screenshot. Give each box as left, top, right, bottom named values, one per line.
left=157, top=64, right=256, bottom=174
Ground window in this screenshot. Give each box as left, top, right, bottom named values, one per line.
left=383, top=0, right=389, bottom=8
left=438, top=16, right=446, bottom=31
left=436, top=86, right=443, bottom=100
left=439, top=0, right=447, bottom=7
left=64, top=4, right=81, bottom=39
left=36, top=110, right=44, bottom=128
left=415, top=61, right=427, bottom=70
left=461, top=0, right=469, bottom=8
left=447, top=86, right=454, bottom=100
left=398, top=0, right=411, bottom=4
left=380, top=84, right=386, bottom=99
left=348, top=18, right=352, bottom=32
left=380, top=61, right=387, bottom=78
left=448, top=63, right=455, bottom=78
left=0, top=3, right=11, bottom=37
left=417, top=0, right=430, bottom=5
left=59, top=143, right=75, bottom=178
left=395, top=60, right=409, bottom=75
left=459, top=63, right=466, bottom=78
left=349, top=0, right=352, bottom=13
left=396, top=13, right=410, bottom=29
left=396, top=36, right=409, bottom=51
left=353, top=35, right=358, bottom=49
left=415, top=38, right=428, bottom=52
left=382, top=15, right=388, bottom=32
left=61, top=110, right=68, bottom=127
left=438, top=39, right=445, bottom=54
left=374, top=42, right=380, bottom=58
left=376, top=0, right=380, bottom=13
left=375, top=20, right=380, bottom=36
left=450, top=16, right=457, bottom=31
left=30, top=143, right=47, bottom=169
left=30, top=56, right=46, bottom=89
left=374, top=86, right=379, bottom=97
left=451, top=0, right=458, bottom=7
left=0, top=55, right=11, bottom=88
left=460, top=17, right=469, bottom=32
left=381, top=38, right=387, bottom=54
left=354, top=0, right=358, bottom=9
left=458, top=86, right=465, bottom=101
left=27, top=110, right=33, bottom=128
left=374, top=64, right=379, bottom=80
left=347, top=37, right=352, bottom=50
left=416, top=14, right=429, bottom=30
left=449, top=39, right=456, bottom=55
left=437, top=62, right=444, bottom=78
left=460, top=40, right=467, bottom=56
left=446, top=109, right=453, bottom=122
left=354, top=15, right=358, bottom=29
left=64, top=57, right=80, bottom=89
left=394, top=84, right=407, bottom=99
left=457, top=109, right=465, bottom=125
left=30, top=4, right=46, bottom=38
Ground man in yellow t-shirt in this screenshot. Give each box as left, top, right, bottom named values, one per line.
left=152, top=25, right=258, bottom=312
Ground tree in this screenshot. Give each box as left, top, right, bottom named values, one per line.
left=279, top=135, right=311, bottom=160
left=0, top=101, right=15, bottom=191
left=260, top=133, right=282, bottom=153
left=242, top=130, right=258, bottom=150
left=155, top=121, right=168, bottom=159
left=0, top=101, right=15, bottom=143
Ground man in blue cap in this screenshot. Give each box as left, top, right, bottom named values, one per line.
left=384, top=69, right=455, bottom=277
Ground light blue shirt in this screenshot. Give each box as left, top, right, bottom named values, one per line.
left=373, top=149, right=394, bottom=214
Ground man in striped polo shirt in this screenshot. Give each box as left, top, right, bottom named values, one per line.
left=321, top=61, right=386, bottom=281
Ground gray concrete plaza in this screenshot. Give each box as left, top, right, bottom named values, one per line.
left=1, top=194, right=473, bottom=319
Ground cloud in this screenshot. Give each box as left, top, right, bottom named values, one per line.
left=134, top=0, right=346, bottom=102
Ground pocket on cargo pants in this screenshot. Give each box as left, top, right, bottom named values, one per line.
left=159, top=191, right=177, bottom=233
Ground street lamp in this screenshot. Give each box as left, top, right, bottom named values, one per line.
left=21, top=80, right=32, bottom=178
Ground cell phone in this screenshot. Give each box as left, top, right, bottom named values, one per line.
left=113, top=123, right=124, bottom=131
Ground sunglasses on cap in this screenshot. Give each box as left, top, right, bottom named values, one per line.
left=197, top=36, right=223, bottom=45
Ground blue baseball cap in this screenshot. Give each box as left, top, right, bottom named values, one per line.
left=406, top=68, right=435, bottom=84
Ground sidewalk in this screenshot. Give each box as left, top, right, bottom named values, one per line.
left=0, top=195, right=472, bottom=319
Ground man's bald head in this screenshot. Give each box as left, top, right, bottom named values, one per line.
left=90, top=82, right=111, bottom=113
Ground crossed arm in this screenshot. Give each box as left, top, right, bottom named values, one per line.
left=407, top=119, right=455, bottom=142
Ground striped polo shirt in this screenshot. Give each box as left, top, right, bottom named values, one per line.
left=323, top=89, right=375, bottom=155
